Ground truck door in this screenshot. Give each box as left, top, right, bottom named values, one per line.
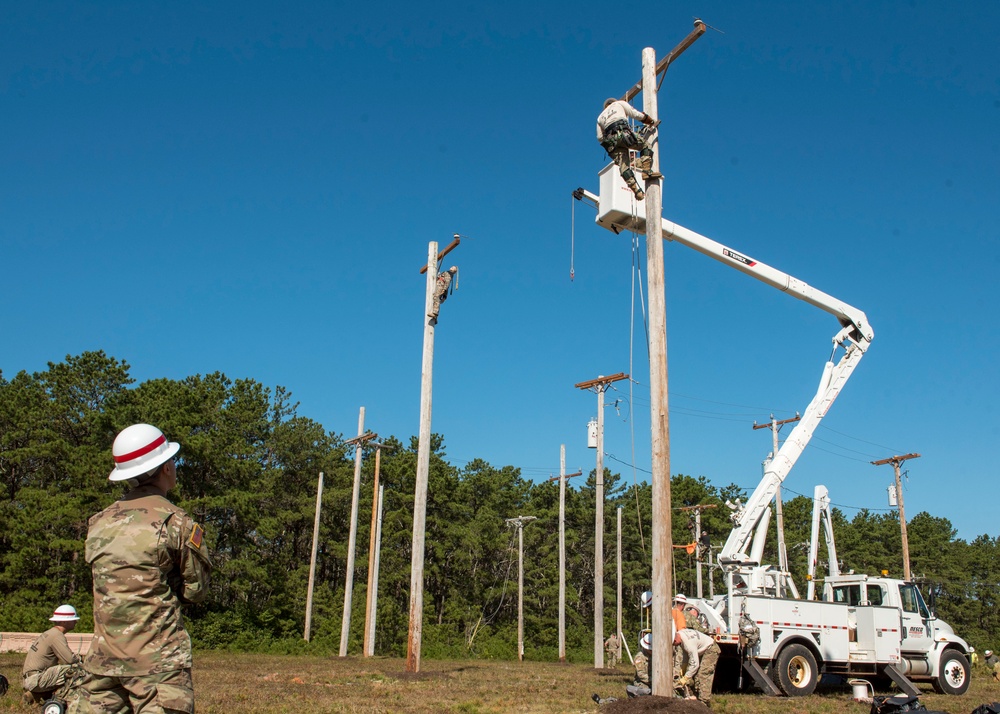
left=898, top=583, right=934, bottom=653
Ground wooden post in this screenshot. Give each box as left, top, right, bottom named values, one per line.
left=617, top=505, right=623, bottom=645
left=575, top=372, right=628, bottom=669
left=407, top=241, right=439, bottom=673
left=304, top=471, right=324, bottom=641
left=642, top=45, right=673, bottom=696
left=364, top=444, right=390, bottom=657
left=366, top=483, right=385, bottom=655
left=872, top=453, right=920, bottom=580
left=339, top=408, right=366, bottom=656
left=506, top=516, right=537, bottom=662
left=559, top=445, right=566, bottom=663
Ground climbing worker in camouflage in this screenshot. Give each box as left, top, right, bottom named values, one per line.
left=80, top=423, right=212, bottom=714
left=596, top=97, right=661, bottom=201
left=428, top=265, right=458, bottom=323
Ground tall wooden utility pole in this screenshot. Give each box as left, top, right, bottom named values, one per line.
left=304, top=471, right=324, bottom=641
left=340, top=414, right=376, bottom=657
left=753, top=414, right=800, bottom=587
left=872, top=453, right=920, bottom=581
left=630, top=21, right=706, bottom=695
left=364, top=441, right=392, bottom=657
left=616, top=506, right=623, bottom=645
left=506, top=515, right=538, bottom=662
left=575, top=372, right=628, bottom=669
left=550, top=457, right=582, bottom=663
left=407, top=237, right=461, bottom=673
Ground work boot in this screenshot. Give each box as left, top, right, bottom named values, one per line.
left=634, top=188, right=645, bottom=201
left=642, top=170, right=663, bottom=180
left=635, top=155, right=652, bottom=171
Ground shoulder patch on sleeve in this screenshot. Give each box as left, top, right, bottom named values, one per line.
left=189, top=523, right=205, bottom=549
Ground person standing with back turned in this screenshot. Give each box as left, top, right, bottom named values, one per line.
left=81, top=424, right=212, bottom=714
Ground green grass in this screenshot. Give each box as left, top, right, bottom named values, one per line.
left=2, top=652, right=996, bottom=713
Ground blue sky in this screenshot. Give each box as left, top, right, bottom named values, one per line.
left=3, top=1, right=998, bottom=543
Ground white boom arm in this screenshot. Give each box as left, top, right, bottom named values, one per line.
left=577, top=174, right=874, bottom=570
left=806, top=484, right=840, bottom=600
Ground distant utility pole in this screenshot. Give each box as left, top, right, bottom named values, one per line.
left=617, top=506, right=623, bottom=645
left=575, top=371, right=628, bottom=669
left=753, top=414, right=800, bottom=591
left=340, top=417, right=377, bottom=657
left=628, top=21, right=706, bottom=696
left=872, top=453, right=920, bottom=581
left=364, top=441, right=393, bottom=657
left=407, top=236, right=462, bottom=673
left=549, top=452, right=582, bottom=663
left=679, top=503, right=717, bottom=599
left=304, top=471, right=324, bottom=641
left=506, top=515, right=538, bottom=662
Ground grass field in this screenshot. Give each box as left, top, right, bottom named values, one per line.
left=2, top=652, right=998, bottom=714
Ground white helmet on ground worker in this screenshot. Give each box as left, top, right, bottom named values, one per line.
left=109, top=423, right=180, bottom=482
left=674, top=593, right=687, bottom=605
left=49, top=605, right=80, bottom=622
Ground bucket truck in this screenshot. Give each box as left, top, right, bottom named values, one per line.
left=574, top=166, right=970, bottom=697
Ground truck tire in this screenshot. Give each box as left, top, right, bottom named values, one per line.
left=932, top=649, right=970, bottom=695
left=773, top=644, right=819, bottom=696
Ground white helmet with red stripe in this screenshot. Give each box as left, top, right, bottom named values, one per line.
left=109, top=423, right=180, bottom=482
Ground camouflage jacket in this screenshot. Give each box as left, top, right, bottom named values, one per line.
left=84, top=484, right=211, bottom=676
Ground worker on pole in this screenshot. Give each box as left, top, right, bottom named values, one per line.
left=596, top=98, right=660, bottom=201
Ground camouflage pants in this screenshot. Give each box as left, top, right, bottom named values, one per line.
left=692, top=643, right=720, bottom=704
left=24, top=665, right=89, bottom=713
left=78, top=668, right=193, bottom=714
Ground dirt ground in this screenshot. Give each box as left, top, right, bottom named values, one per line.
left=603, top=696, right=712, bottom=713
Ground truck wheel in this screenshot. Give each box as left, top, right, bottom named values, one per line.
left=773, top=644, right=819, bottom=696
left=932, top=650, right=970, bottom=695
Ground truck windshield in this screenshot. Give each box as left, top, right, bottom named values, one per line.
left=899, top=584, right=930, bottom=618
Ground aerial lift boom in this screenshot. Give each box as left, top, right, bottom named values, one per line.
left=575, top=168, right=874, bottom=573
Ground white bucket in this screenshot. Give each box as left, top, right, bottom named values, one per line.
left=849, top=678, right=874, bottom=703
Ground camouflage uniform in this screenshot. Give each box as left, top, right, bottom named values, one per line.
left=429, top=267, right=457, bottom=320
left=626, top=651, right=651, bottom=698
left=81, top=483, right=211, bottom=714
left=678, top=628, right=720, bottom=705
left=22, top=627, right=85, bottom=704
left=596, top=99, right=655, bottom=200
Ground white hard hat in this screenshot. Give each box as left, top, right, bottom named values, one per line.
left=640, top=632, right=651, bottom=653
left=674, top=593, right=687, bottom=604
left=109, top=424, right=180, bottom=482
left=970, top=646, right=975, bottom=653
left=987, top=650, right=994, bottom=657
left=640, top=591, right=652, bottom=608
left=49, top=604, right=79, bottom=622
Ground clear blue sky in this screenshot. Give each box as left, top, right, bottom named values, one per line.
left=3, top=2, right=998, bottom=542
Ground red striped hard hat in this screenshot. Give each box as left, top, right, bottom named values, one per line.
left=109, top=423, right=180, bottom=482
left=50, top=604, right=80, bottom=622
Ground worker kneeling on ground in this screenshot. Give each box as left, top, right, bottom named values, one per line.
left=22, top=605, right=88, bottom=709
left=675, top=627, right=720, bottom=706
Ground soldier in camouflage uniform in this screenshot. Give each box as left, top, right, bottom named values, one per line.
left=80, top=424, right=211, bottom=714
left=22, top=605, right=87, bottom=706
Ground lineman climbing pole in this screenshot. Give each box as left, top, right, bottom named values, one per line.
left=629, top=21, right=707, bottom=696
left=407, top=236, right=461, bottom=673
left=872, top=453, right=920, bottom=581
left=575, top=371, right=628, bottom=669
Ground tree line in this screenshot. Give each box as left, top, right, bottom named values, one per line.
left=1, top=352, right=997, bottom=660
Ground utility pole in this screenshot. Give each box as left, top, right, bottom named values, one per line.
left=575, top=371, right=628, bottom=669
left=364, top=441, right=392, bottom=657
left=407, top=237, right=461, bottom=673
left=679, top=503, right=717, bottom=598
left=304, top=471, right=324, bottom=641
left=872, top=453, right=920, bottom=581
left=632, top=21, right=706, bottom=696
left=549, top=456, right=582, bottom=663
left=616, top=506, right=623, bottom=646
left=506, top=516, right=538, bottom=662
left=753, top=414, right=800, bottom=592
left=340, top=413, right=376, bottom=657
